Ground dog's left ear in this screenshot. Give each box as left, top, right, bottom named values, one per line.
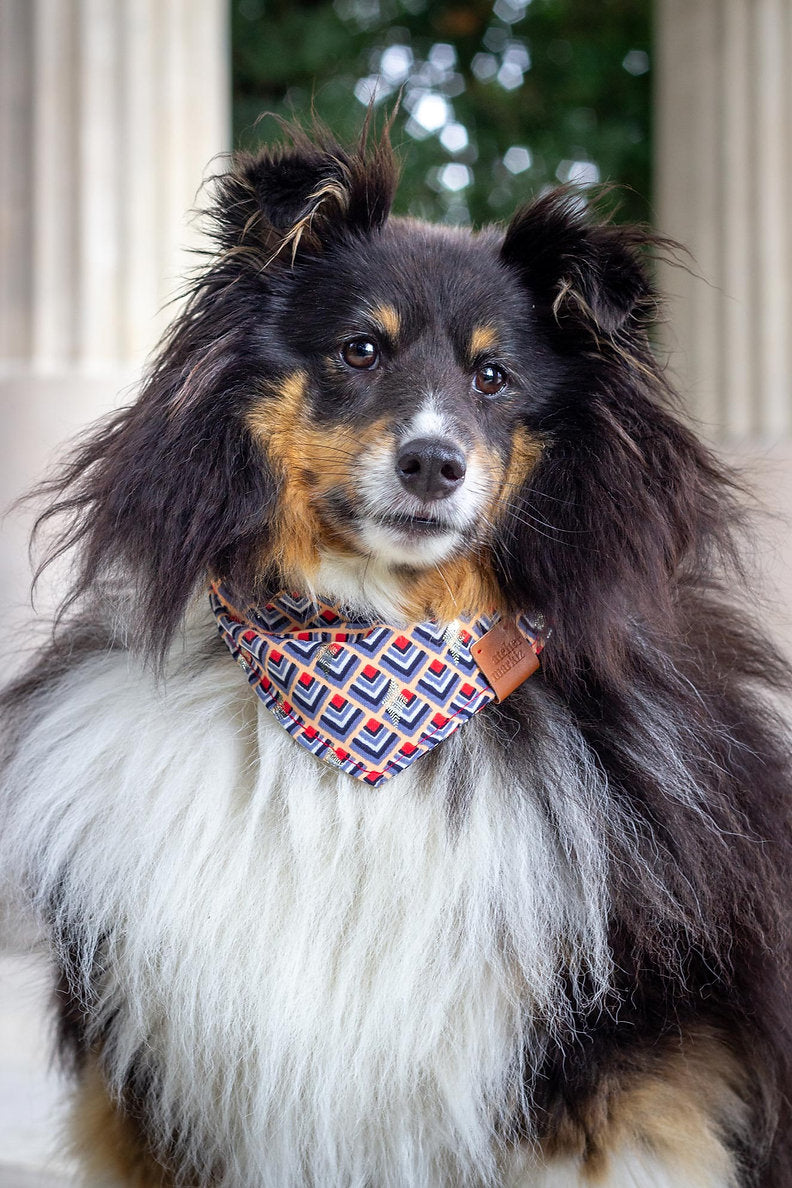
left=500, top=190, right=651, bottom=335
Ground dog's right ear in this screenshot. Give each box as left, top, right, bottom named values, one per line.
left=212, top=119, right=398, bottom=260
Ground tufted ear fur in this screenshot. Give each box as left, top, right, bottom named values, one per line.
left=500, top=189, right=652, bottom=335
left=211, top=115, right=398, bottom=263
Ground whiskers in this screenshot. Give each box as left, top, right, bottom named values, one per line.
left=500, top=497, right=586, bottom=546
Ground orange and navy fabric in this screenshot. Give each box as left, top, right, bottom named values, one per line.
left=210, top=581, right=543, bottom=787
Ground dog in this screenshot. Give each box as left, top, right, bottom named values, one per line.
left=2, top=119, right=791, bottom=1187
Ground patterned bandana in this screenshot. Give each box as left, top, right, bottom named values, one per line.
left=210, top=581, right=544, bottom=787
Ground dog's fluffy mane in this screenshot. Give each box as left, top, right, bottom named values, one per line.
left=2, top=118, right=792, bottom=1185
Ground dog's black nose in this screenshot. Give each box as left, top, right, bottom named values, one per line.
left=396, top=437, right=467, bottom=501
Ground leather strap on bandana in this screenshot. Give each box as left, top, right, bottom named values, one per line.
left=210, top=581, right=544, bottom=787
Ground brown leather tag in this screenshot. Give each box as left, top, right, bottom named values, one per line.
left=471, top=620, right=539, bottom=702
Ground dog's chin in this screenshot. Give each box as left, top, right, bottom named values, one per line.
left=355, top=514, right=463, bottom=568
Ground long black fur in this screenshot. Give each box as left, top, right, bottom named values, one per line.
left=6, top=119, right=792, bottom=1183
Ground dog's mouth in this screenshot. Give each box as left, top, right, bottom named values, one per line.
left=316, top=484, right=471, bottom=568
left=373, top=511, right=455, bottom=538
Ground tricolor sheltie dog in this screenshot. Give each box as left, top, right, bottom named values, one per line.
left=2, top=121, right=792, bottom=1187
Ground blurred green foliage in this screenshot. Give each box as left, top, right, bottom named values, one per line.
left=232, top=0, right=652, bottom=227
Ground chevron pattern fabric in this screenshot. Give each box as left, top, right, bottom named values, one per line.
left=210, top=582, right=543, bottom=787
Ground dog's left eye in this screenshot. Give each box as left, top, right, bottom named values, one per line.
left=342, top=338, right=380, bottom=370
left=473, top=364, right=507, bottom=396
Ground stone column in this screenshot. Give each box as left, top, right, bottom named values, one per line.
left=0, top=0, right=229, bottom=644
left=654, top=0, right=792, bottom=649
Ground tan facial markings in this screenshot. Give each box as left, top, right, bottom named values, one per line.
left=402, top=557, right=501, bottom=624
left=369, top=302, right=401, bottom=342
left=248, top=371, right=342, bottom=579
left=468, top=324, right=499, bottom=361
left=464, top=429, right=543, bottom=530
left=247, top=371, right=544, bottom=617
left=498, top=426, right=543, bottom=508
left=247, top=372, right=395, bottom=582
left=398, top=431, right=542, bottom=621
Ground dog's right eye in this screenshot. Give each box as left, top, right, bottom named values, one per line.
left=341, top=338, right=380, bottom=370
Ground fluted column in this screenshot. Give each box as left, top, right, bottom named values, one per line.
left=1, top=0, right=229, bottom=372
left=655, top=0, right=792, bottom=441
left=655, top=0, right=792, bottom=652
left=0, top=0, right=229, bottom=636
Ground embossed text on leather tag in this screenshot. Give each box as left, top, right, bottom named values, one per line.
left=470, top=619, right=539, bottom=701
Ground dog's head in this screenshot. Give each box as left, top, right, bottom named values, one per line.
left=39, top=121, right=733, bottom=686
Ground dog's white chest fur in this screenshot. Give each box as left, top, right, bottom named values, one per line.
left=5, top=627, right=617, bottom=1186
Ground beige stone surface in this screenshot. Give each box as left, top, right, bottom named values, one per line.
left=0, top=951, right=75, bottom=1183
left=0, top=1167, right=74, bottom=1187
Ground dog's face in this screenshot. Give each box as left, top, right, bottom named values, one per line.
left=44, top=123, right=726, bottom=682
left=246, top=222, right=558, bottom=615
